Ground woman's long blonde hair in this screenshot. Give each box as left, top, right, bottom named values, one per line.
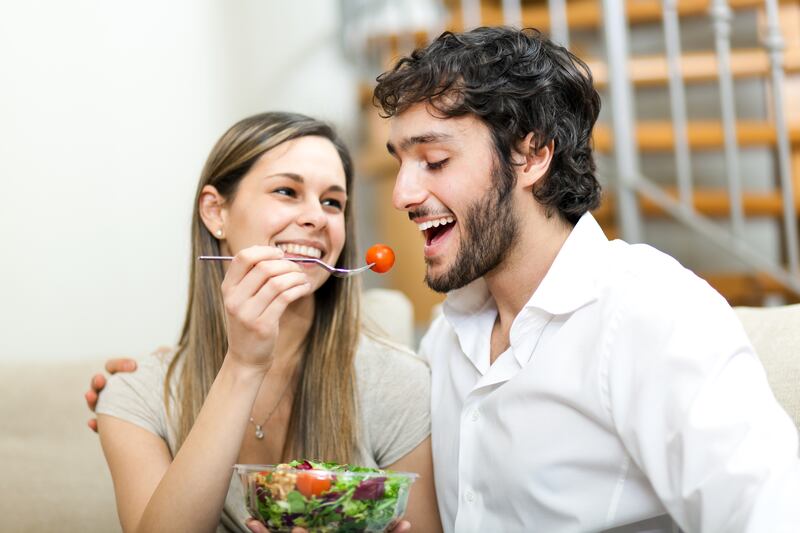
left=166, top=112, right=360, bottom=463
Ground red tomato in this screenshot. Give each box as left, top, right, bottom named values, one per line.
left=296, top=471, right=332, bottom=498
left=365, top=244, right=395, bottom=274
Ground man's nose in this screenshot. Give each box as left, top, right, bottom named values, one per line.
left=392, top=165, right=427, bottom=212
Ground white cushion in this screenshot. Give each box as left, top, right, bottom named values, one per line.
left=735, top=304, right=800, bottom=429
left=362, top=288, right=415, bottom=347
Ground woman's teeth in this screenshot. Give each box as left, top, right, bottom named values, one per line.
left=417, top=216, right=455, bottom=232
left=278, top=243, right=322, bottom=258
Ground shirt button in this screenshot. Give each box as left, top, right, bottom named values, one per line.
left=470, top=410, right=479, bottom=422
left=465, top=490, right=475, bottom=503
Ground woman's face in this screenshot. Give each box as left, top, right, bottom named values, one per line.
left=214, top=135, right=348, bottom=291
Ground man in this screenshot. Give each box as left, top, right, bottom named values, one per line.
left=89, top=27, right=799, bottom=532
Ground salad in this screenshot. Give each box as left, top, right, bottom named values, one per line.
left=235, top=459, right=417, bottom=532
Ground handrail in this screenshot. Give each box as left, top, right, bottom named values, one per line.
left=631, top=175, right=800, bottom=294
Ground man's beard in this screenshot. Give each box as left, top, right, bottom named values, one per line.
left=425, top=163, right=519, bottom=293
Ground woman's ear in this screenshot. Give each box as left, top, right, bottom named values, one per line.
left=199, top=185, right=227, bottom=239
left=517, top=132, right=554, bottom=188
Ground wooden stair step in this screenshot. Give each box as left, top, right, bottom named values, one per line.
left=700, top=271, right=800, bottom=304
left=367, top=0, right=795, bottom=53
left=587, top=47, right=800, bottom=88
left=450, top=0, right=774, bottom=32
left=593, top=120, right=800, bottom=151
left=593, top=187, right=798, bottom=222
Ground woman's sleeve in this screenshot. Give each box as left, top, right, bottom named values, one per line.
left=95, top=353, right=170, bottom=441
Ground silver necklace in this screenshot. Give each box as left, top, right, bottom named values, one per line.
left=249, top=377, right=293, bottom=440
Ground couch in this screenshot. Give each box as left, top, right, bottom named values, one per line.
left=1, top=291, right=797, bottom=532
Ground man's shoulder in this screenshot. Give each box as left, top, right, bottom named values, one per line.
left=600, top=240, right=737, bottom=334
left=604, top=240, right=713, bottom=298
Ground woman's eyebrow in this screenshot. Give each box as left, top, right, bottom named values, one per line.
left=266, top=172, right=304, bottom=182
left=265, top=173, right=346, bottom=194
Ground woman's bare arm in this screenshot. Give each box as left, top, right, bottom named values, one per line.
left=98, top=358, right=264, bottom=533
left=386, top=436, right=442, bottom=533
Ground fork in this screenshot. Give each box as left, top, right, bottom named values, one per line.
left=197, top=256, right=375, bottom=278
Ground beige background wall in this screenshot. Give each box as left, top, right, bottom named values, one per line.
left=0, top=0, right=360, bottom=362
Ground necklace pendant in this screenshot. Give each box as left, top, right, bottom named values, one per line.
left=254, top=425, right=264, bottom=440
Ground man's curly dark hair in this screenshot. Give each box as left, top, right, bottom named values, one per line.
left=373, top=26, right=601, bottom=225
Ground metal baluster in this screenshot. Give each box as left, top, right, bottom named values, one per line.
left=501, top=0, right=522, bottom=27
left=425, top=0, right=448, bottom=44
left=603, top=0, right=643, bottom=243
left=663, top=0, right=694, bottom=210
left=397, top=0, right=415, bottom=60
left=548, top=0, right=570, bottom=48
left=763, top=0, right=800, bottom=277
left=461, top=0, right=481, bottom=30
left=710, top=0, right=746, bottom=238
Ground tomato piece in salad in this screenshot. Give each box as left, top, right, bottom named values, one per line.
left=295, top=471, right=332, bottom=498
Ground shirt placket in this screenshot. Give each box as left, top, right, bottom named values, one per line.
left=453, top=313, right=551, bottom=532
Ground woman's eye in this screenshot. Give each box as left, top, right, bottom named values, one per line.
left=273, top=187, right=297, bottom=197
left=426, top=158, right=449, bottom=171
left=322, top=198, right=344, bottom=211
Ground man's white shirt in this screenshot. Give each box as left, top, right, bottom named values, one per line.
left=420, top=213, right=800, bottom=532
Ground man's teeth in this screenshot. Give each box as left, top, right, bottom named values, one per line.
left=278, top=243, right=322, bottom=258
left=417, top=216, right=455, bottom=231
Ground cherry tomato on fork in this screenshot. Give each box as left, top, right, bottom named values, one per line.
left=366, top=244, right=395, bottom=274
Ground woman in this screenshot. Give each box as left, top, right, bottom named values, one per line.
left=94, top=112, right=440, bottom=532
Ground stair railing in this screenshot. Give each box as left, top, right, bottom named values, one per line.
left=601, top=0, right=800, bottom=294
left=338, top=0, right=800, bottom=296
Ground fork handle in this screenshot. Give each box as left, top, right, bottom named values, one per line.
left=198, top=256, right=319, bottom=263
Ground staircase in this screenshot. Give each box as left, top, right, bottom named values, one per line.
left=341, top=0, right=800, bottom=323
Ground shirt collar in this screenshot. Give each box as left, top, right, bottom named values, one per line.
left=523, top=211, right=607, bottom=316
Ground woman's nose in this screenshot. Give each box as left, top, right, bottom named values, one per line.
left=296, top=200, right=327, bottom=228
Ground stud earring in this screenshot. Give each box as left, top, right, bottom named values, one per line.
left=215, top=229, right=223, bottom=238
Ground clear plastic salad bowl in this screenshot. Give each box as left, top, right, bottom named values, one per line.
left=235, top=460, right=418, bottom=532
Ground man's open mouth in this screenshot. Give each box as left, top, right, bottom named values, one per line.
left=418, top=216, right=456, bottom=246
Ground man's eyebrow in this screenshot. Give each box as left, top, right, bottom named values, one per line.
left=265, top=173, right=346, bottom=194
left=386, top=132, right=454, bottom=155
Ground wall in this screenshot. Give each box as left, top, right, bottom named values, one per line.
left=0, top=0, right=359, bottom=360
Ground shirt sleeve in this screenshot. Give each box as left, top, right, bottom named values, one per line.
left=604, top=265, right=800, bottom=532
left=356, top=335, right=432, bottom=468
left=94, top=353, right=171, bottom=442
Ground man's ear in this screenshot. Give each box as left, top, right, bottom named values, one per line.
left=198, top=185, right=227, bottom=239
left=516, top=132, right=554, bottom=188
